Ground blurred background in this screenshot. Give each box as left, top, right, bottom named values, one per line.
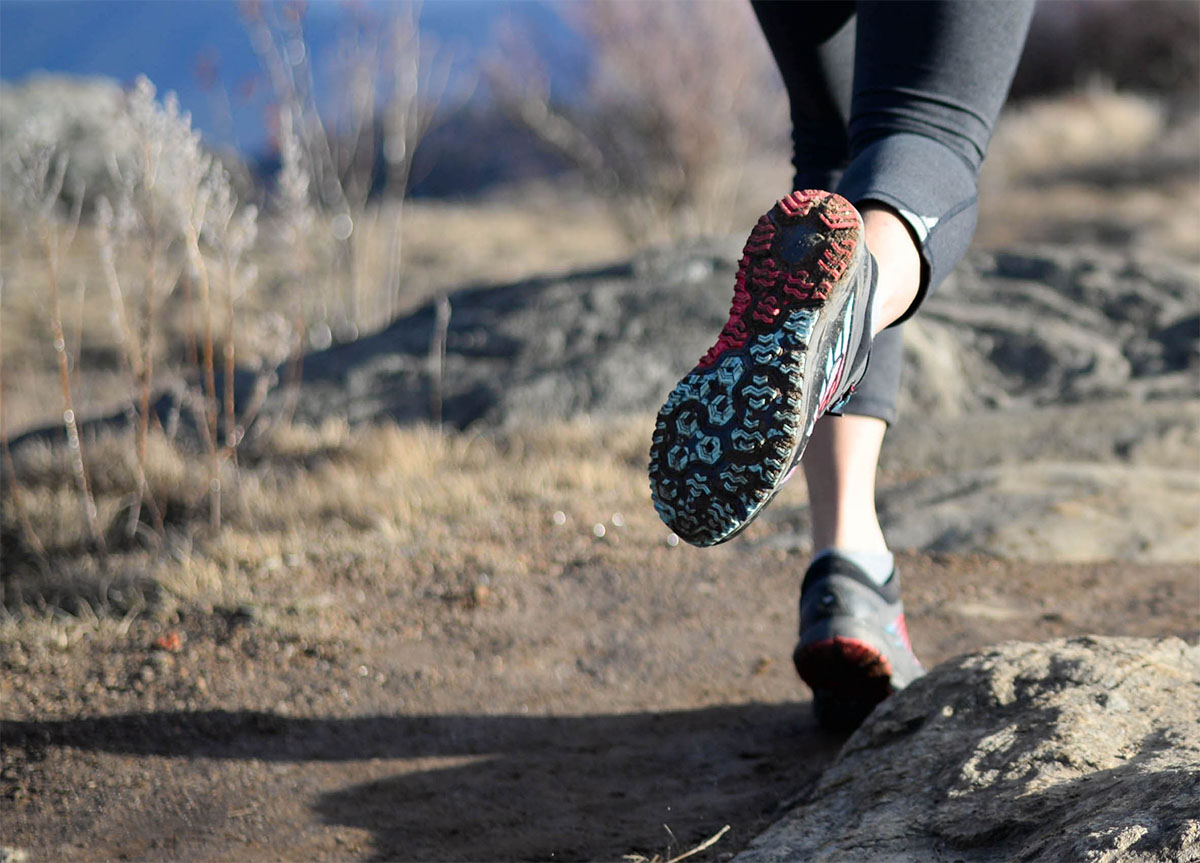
left=1, top=0, right=1197, bottom=610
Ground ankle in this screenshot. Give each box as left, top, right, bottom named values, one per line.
left=860, top=204, right=921, bottom=333
left=810, top=523, right=888, bottom=555
left=810, top=547, right=895, bottom=587
left=809, top=496, right=888, bottom=551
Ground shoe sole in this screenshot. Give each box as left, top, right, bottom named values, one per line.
left=793, top=636, right=894, bottom=732
left=649, top=190, right=865, bottom=547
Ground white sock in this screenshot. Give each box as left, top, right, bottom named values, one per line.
left=812, top=547, right=894, bottom=587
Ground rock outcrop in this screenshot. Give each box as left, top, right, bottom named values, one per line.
left=17, top=239, right=1193, bottom=436
left=734, top=637, right=1200, bottom=863
left=254, top=239, right=1199, bottom=562
left=275, top=242, right=1197, bottom=429
left=270, top=241, right=745, bottom=430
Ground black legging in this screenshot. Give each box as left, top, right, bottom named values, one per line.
left=753, top=0, right=1034, bottom=423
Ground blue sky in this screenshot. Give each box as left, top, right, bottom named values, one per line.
left=1, top=0, right=583, bottom=156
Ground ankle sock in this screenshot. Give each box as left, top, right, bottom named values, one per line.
left=811, top=547, right=894, bottom=588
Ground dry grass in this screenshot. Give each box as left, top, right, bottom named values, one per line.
left=2, top=410, right=665, bottom=634
left=0, top=184, right=644, bottom=435
left=986, top=87, right=1167, bottom=180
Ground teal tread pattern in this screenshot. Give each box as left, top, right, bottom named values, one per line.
left=649, top=191, right=863, bottom=547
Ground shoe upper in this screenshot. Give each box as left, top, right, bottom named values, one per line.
left=824, top=250, right=877, bottom=416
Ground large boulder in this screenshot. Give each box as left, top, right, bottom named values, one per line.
left=734, top=637, right=1200, bottom=863
left=271, top=240, right=744, bottom=430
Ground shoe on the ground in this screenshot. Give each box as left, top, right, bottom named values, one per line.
left=792, top=552, right=924, bottom=732
left=649, top=190, right=876, bottom=547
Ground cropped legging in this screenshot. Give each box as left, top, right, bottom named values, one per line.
left=752, top=0, right=1034, bottom=423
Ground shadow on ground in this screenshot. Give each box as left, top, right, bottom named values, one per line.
left=3, top=703, right=843, bottom=861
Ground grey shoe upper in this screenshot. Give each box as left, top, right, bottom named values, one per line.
left=825, top=250, right=877, bottom=417
left=798, top=551, right=924, bottom=688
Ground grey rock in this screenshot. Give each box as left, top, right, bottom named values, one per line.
left=277, top=241, right=1198, bottom=430
left=756, top=397, right=1200, bottom=563
left=874, top=461, right=1200, bottom=562
left=11, top=240, right=1197, bottom=563
left=735, top=637, right=1200, bottom=863
left=902, top=245, right=1199, bottom=418
left=880, top=399, right=1200, bottom=475
left=276, top=240, right=745, bottom=430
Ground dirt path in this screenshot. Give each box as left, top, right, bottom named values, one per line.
left=3, top=549, right=1196, bottom=862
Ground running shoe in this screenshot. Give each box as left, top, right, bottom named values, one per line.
left=792, top=552, right=925, bottom=732
left=649, top=190, right=875, bottom=547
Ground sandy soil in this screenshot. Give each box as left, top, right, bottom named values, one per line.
left=3, top=539, right=1196, bottom=861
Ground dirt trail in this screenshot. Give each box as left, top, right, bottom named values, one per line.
left=3, top=548, right=1195, bottom=862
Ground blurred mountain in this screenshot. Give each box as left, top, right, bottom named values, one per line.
left=0, top=0, right=584, bottom=160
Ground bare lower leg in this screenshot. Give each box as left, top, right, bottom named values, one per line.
left=803, top=413, right=888, bottom=552
left=799, top=204, right=921, bottom=553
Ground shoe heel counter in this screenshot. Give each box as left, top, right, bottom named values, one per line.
left=799, top=576, right=857, bottom=626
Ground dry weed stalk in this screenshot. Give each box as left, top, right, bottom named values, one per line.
left=621, top=823, right=732, bottom=863
left=103, top=77, right=261, bottom=533
left=98, top=80, right=181, bottom=534
left=100, top=79, right=188, bottom=531
left=203, top=168, right=259, bottom=455
left=244, top=0, right=355, bottom=334
left=275, top=105, right=319, bottom=334
left=95, top=182, right=164, bottom=536
left=184, top=214, right=221, bottom=530
left=7, top=126, right=106, bottom=553
left=664, top=824, right=730, bottom=863
left=246, top=0, right=441, bottom=336
left=243, top=0, right=350, bottom=217
left=95, top=193, right=141, bottom=381
left=273, top=107, right=316, bottom=427
left=428, top=296, right=451, bottom=427
left=364, top=4, right=447, bottom=327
